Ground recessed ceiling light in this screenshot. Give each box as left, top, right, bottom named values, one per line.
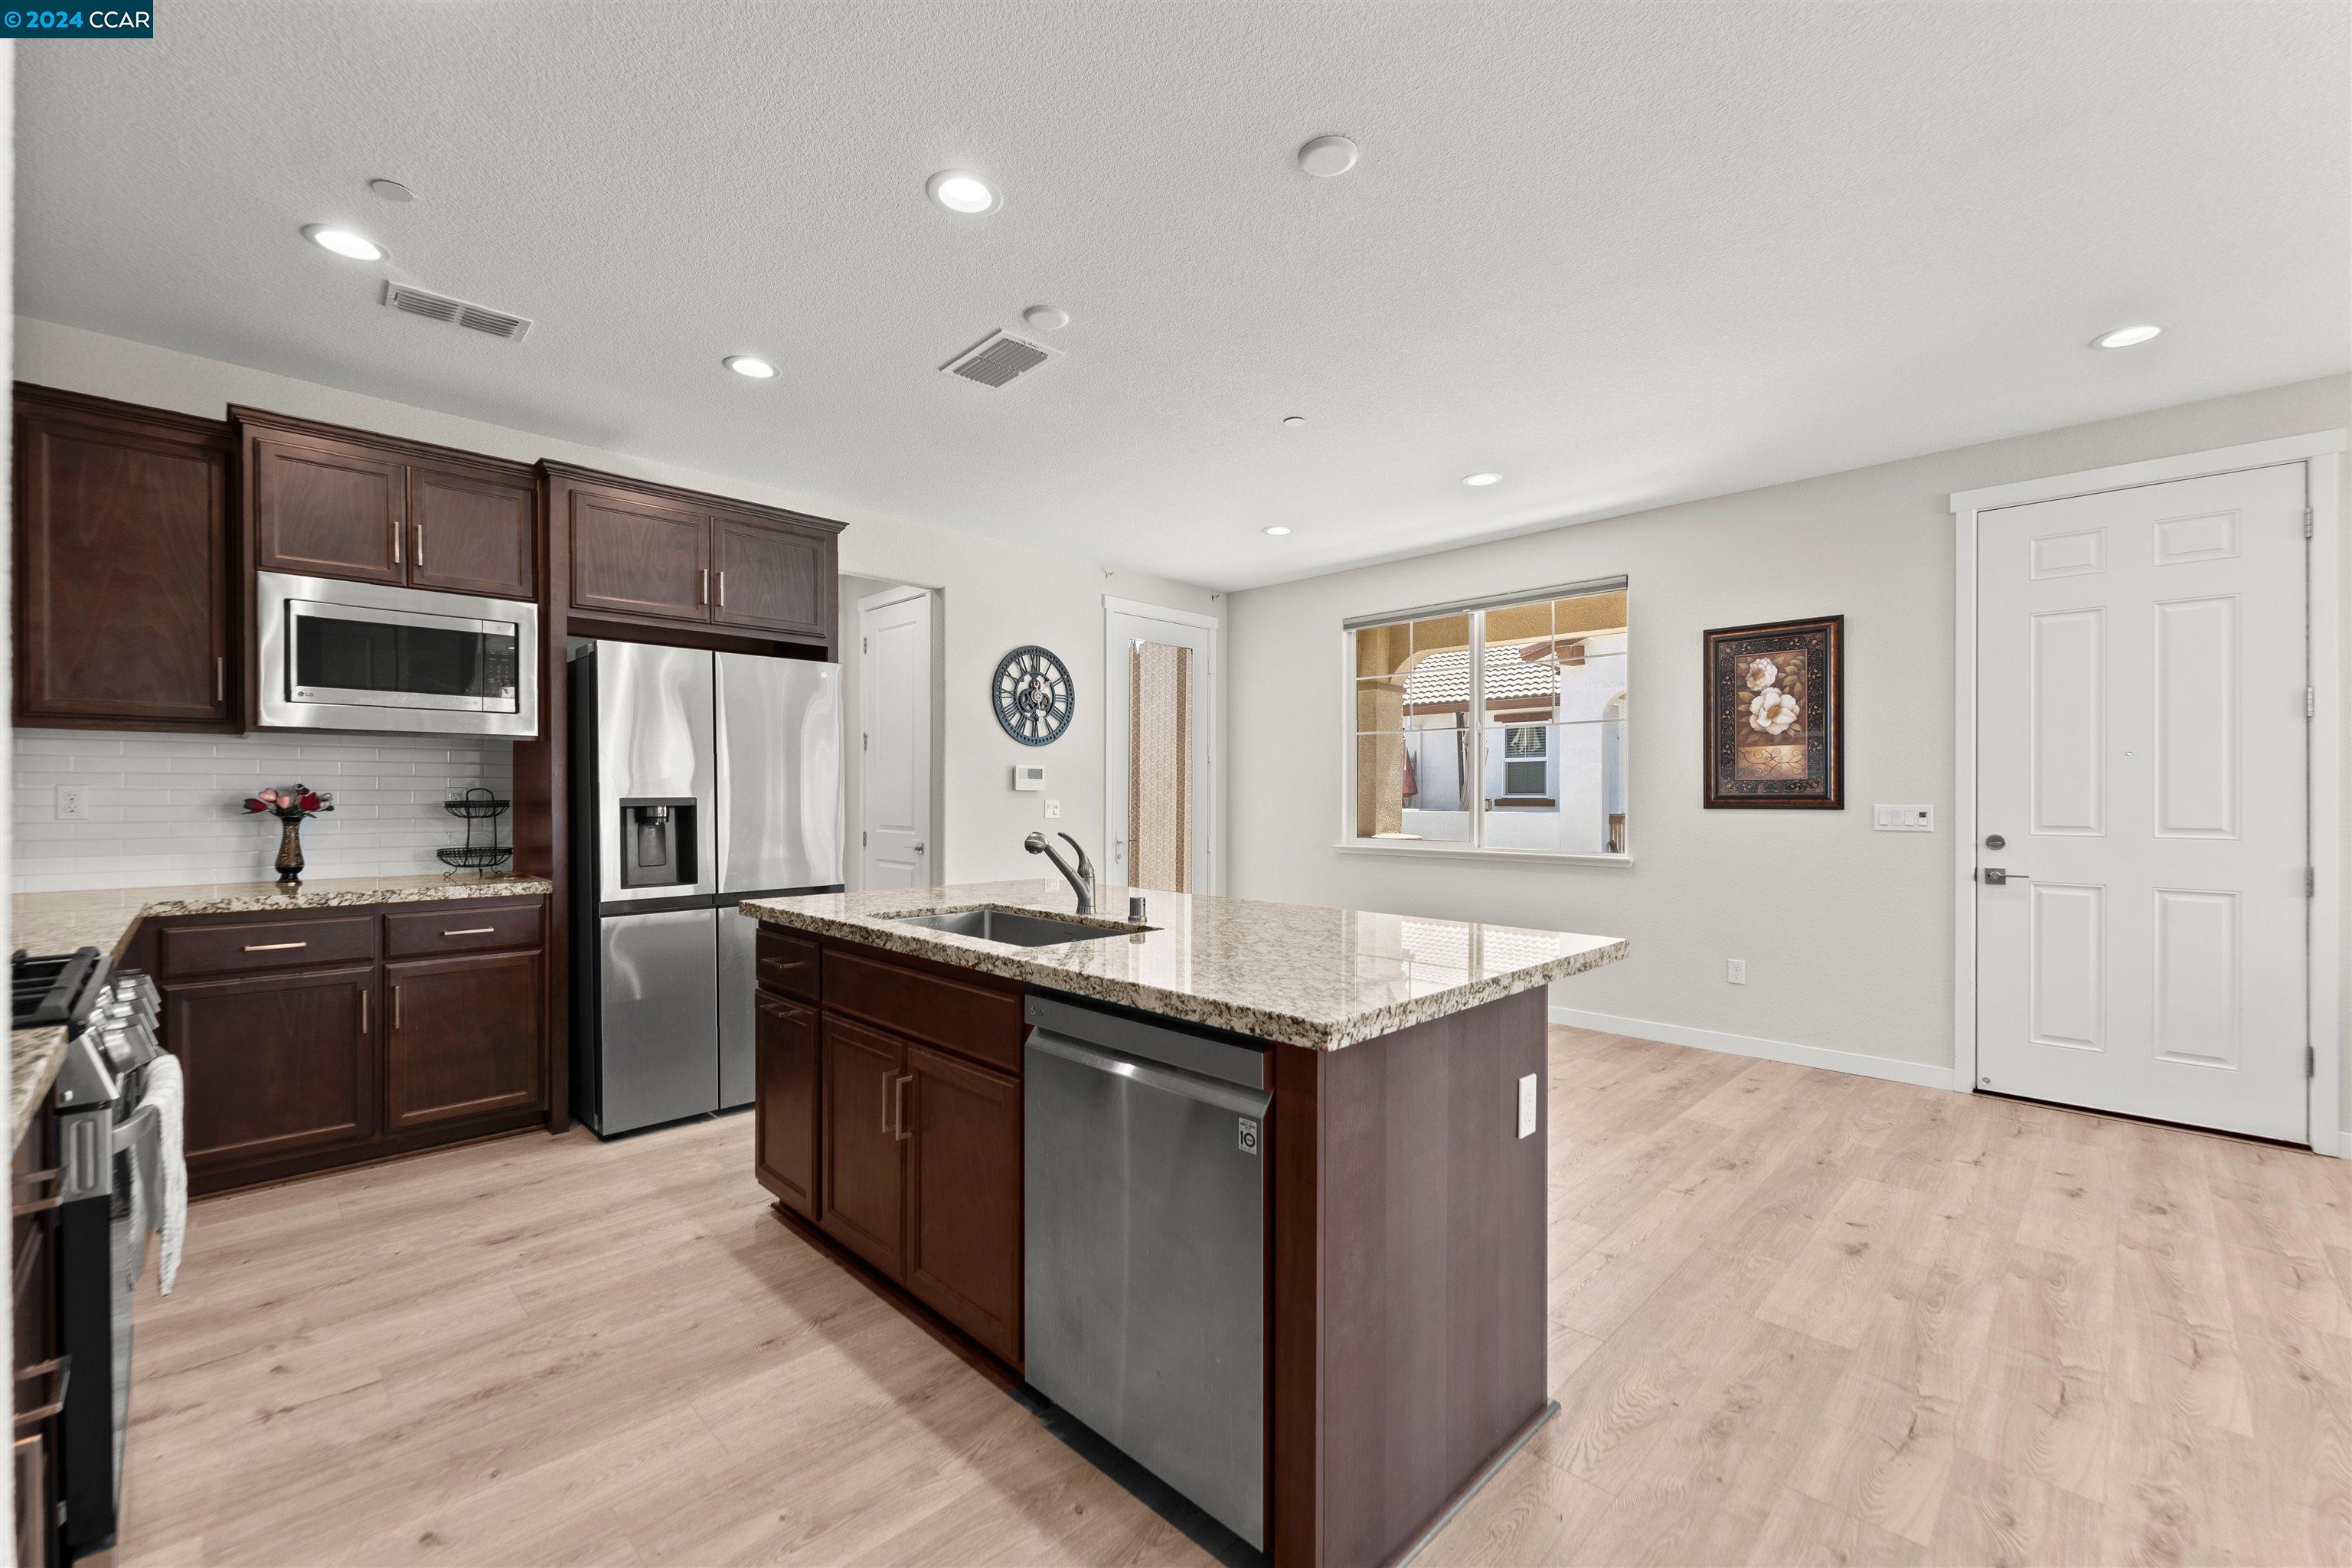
left=724, top=355, right=777, bottom=379
left=1263, top=526, right=1293, bottom=536
left=1296, top=135, right=1360, bottom=178
left=1022, top=305, right=1070, bottom=331
left=368, top=178, right=415, bottom=204
left=305, top=225, right=385, bottom=262
left=1282, top=416, right=1305, bottom=427
left=2092, top=323, right=2163, bottom=349
left=1462, top=472, right=1501, bottom=487
left=926, top=171, right=999, bottom=215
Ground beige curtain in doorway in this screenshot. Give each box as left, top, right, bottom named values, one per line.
left=1127, top=641, right=1193, bottom=892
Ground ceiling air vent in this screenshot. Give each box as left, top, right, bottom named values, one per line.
left=381, top=281, right=534, bottom=343
left=941, top=331, right=1059, bottom=388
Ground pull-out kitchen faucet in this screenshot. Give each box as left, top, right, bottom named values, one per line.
left=1024, top=831, right=1096, bottom=914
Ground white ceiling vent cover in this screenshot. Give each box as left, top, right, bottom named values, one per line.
left=941, top=331, right=1060, bottom=388
left=381, top=281, right=534, bottom=343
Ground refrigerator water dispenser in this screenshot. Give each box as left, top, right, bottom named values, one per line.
left=618, top=798, right=697, bottom=890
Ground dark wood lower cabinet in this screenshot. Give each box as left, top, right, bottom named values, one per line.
left=384, top=950, right=544, bottom=1129
left=139, top=896, right=551, bottom=1195
left=164, top=963, right=378, bottom=1174
left=753, top=995, right=820, bottom=1220
left=818, top=1015, right=908, bottom=1278
left=902, top=1042, right=1021, bottom=1365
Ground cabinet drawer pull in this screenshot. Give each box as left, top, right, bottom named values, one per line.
left=241, top=941, right=308, bottom=952
left=440, top=926, right=497, bottom=937
left=13, top=1360, right=67, bottom=1429
left=894, top=1073, right=911, bottom=1142
left=11, top=1168, right=60, bottom=1218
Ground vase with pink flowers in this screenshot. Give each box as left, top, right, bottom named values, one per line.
left=243, top=785, right=332, bottom=884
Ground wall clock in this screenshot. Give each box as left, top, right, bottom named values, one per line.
left=993, top=645, right=1074, bottom=746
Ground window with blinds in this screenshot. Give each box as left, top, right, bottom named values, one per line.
left=1348, top=580, right=1628, bottom=854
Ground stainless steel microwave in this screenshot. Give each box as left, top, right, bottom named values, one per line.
left=256, top=572, right=540, bottom=737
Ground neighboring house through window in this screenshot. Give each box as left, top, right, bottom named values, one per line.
left=1348, top=580, right=1629, bottom=854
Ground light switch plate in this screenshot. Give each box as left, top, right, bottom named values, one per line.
left=1043, top=799, right=1062, bottom=820
left=1873, top=804, right=1935, bottom=832
left=1517, top=1073, right=1537, bottom=1138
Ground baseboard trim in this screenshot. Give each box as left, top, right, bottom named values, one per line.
left=1547, top=1005, right=1960, bottom=1091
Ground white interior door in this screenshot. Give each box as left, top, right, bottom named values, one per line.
left=1105, top=603, right=1214, bottom=893
left=1977, top=462, right=2309, bottom=1141
left=858, top=587, right=933, bottom=890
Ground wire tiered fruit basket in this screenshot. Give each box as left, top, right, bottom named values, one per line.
left=438, top=787, right=514, bottom=875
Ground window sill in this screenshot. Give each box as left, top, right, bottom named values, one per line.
left=1332, top=840, right=1634, bottom=867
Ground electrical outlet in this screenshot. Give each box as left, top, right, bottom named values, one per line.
left=1726, top=958, right=1747, bottom=985
left=1044, top=799, right=1062, bottom=820
left=1516, top=1073, right=1537, bottom=1138
left=55, top=785, right=89, bottom=821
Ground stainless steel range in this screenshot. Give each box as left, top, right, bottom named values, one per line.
left=11, top=947, right=166, bottom=1563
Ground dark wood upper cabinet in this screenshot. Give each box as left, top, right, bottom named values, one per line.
left=384, top=950, right=544, bottom=1129
left=712, top=511, right=831, bottom=638
left=406, top=463, right=537, bottom=600
left=755, top=994, right=821, bottom=1220
left=163, top=963, right=378, bottom=1174
left=903, top=1041, right=1022, bottom=1364
left=235, top=409, right=539, bottom=602
left=250, top=433, right=404, bottom=584
left=819, top=1015, right=908, bottom=1278
left=11, top=386, right=234, bottom=731
left=567, top=487, right=710, bottom=623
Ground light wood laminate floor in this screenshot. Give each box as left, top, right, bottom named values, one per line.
left=119, top=1027, right=2352, bottom=1567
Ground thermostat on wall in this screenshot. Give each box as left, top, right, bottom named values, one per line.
left=1012, top=764, right=1047, bottom=792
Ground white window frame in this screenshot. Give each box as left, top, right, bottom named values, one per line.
left=1335, top=577, right=1634, bottom=867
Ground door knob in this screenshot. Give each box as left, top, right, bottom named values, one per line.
left=910, top=842, right=926, bottom=854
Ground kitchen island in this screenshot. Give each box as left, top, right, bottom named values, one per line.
left=742, top=877, right=1625, bottom=1568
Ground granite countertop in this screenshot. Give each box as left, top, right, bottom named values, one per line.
left=741, top=878, right=1626, bottom=1051
left=10, top=872, right=551, bottom=1148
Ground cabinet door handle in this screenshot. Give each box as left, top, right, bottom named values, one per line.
left=441, top=926, right=496, bottom=936
left=894, top=1073, right=911, bottom=1142
left=393, top=985, right=401, bottom=1029
left=242, top=941, right=307, bottom=952
left=216, top=655, right=225, bottom=703
left=715, top=570, right=725, bottom=609
left=700, top=567, right=710, bottom=606
left=392, top=517, right=402, bottom=566
left=13, top=1360, right=68, bottom=1429
left=414, top=523, right=426, bottom=570
left=359, top=991, right=368, bottom=1035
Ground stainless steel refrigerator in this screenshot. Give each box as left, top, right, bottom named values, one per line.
left=569, top=640, right=843, bottom=1135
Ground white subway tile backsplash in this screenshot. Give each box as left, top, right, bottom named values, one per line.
left=8, top=727, right=517, bottom=890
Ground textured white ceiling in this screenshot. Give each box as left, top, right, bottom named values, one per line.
left=16, top=2, right=2349, bottom=590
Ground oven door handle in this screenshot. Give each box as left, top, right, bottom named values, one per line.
left=110, top=1099, right=162, bottom=1157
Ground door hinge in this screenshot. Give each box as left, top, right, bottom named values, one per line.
left=862, top=636, right=869, bottom=654
left=2308, top=867, right=2318, bottom=897
left=861, top=831, right=867, bottom=848
left=2311, top=1044, right=2318, bottom=1079
left=861, top=732, right=869, bottom=752
left=2305, top=507, right=2315, bottom=538
left=2310, top=688, right=2318, bottom=718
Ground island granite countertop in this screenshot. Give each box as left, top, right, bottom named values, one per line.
left=741, top=877, right=1626, bottom=1050
left=10, top=871, right=551, bottom=1148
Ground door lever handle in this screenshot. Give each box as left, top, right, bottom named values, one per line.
left=1981, top=868, right=2030, bottom=885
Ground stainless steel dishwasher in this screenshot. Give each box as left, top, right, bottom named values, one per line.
left=1024, top=992, right=1270, bottom=1550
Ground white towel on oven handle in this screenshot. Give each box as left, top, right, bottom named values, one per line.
left=122, top=1053, right=188, bottom=1295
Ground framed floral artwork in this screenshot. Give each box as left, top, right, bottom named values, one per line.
left=1704, top=615, right=1844, bottom=808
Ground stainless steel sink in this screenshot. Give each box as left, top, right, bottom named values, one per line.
left=893, top=908, right=1142, bottom=947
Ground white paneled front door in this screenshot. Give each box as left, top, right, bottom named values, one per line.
left=1976, top=462, right=2309, bottom=1140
